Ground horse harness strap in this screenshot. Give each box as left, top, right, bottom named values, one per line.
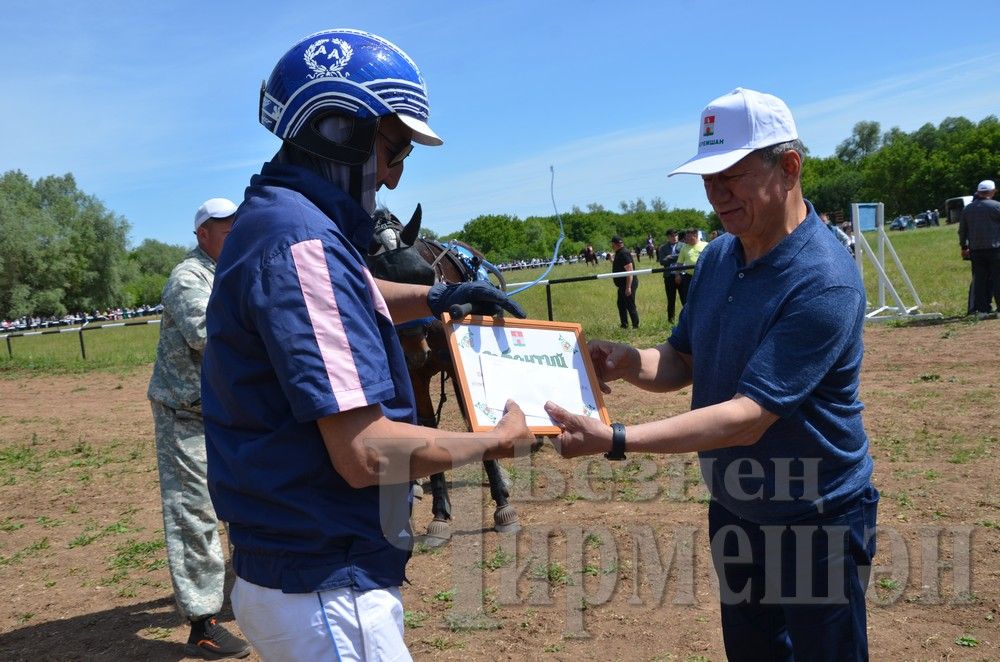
left=434, top=370, right=449, bottom=428
left=425, top=240, right=480, bottom=283
left=395, top=316, right=436, bottom=334
left=426, top=242, right=453, bottom=278
left=413, top=371, right=449, bottom=428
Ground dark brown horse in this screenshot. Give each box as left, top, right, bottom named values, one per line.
left=366, top=205, right=517, bottom=547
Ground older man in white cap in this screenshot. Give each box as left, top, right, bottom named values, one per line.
left=959, top=179, right=1000, bottom=317
left=148, top=197, right=250, bottom=659
left=545, top=88, right=877, bottom=661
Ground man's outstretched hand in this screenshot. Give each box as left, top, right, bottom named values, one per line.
left=543, top=401, right=612, bottom=459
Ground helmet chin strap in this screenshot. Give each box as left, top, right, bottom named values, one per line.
left=349, top=163, right=363, bottom=204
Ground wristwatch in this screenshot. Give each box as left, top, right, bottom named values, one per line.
left=605, top=422, right=627, bottom=461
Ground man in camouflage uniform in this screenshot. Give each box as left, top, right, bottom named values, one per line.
left=148, top=198, right=250, bottom=659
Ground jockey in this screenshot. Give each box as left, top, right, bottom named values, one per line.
left=201, top=29, right=533, bottom=661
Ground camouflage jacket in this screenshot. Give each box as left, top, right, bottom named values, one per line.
left=147, top=247, right=215, bottom=411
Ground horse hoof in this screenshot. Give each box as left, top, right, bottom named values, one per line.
left=410, top=483, right=424, bottom=500
left=494, top=521, right=520, bottom=534
left=423, top=519, right=452, bottom=548
left=493, top=505, right=519, bottom=533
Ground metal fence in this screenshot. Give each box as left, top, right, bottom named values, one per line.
left=508, top=265, right=693, bottom=321
left=1, top=318, right=162, bottom=360
left=1, top=264, right=696, bottom=358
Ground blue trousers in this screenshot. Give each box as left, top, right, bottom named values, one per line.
left=708, top=485, right=878, bottom=661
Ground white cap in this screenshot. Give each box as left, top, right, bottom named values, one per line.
left=668, top=87, right=799, bottom=176
left=194, top=198, right=238, bottom=231
left=977, top=179, right=996, bottom=192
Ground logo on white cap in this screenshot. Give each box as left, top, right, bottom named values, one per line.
left=669, top=88, right=799, bottom=177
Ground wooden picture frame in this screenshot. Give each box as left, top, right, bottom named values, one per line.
left=442, top=314, right=611, bottom=435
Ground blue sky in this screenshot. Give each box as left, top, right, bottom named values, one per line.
left=3, top=1, right=999, bottom=248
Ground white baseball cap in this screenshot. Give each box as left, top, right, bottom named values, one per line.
left=194, top=198, right=238, bottom=231
left=977, top=179, right=996, bottom=192
left=668, top=87, right=799, bottom=176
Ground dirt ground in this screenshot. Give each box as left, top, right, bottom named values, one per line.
left=0, top=320, right=997, bottom=661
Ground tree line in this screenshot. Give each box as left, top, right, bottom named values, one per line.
left=3, top=113, right=997, bottom=319
left=0, top=171, right=186, bottom=320
left=444, top=199, right=715, bottom=264
left=802, top=115, right=1000, bottom=219
left=444, top=116, right=1000, bottom=259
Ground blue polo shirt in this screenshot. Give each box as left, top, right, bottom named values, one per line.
left=669, top=201, right=873, bottom=523
left=202, top=161, right=416, bottom=593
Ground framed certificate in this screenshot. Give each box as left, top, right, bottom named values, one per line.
left=442, top=314, right=611, bottom=435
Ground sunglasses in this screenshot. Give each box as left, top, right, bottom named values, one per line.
left=378, top=130, right=413, bottom=168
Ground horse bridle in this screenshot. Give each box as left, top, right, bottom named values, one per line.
left=367, top=218, right=483, bottom=426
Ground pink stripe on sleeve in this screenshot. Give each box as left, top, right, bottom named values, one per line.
left=290, top=239, right=369, bottom=411
left=361, top=268, right=392, bottom=321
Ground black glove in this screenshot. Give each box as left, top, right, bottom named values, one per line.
left=427, top=281, right=527, bottom=319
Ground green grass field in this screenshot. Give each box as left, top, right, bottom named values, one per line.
left=0, top=223, right=970, bottom=374
left=0, top=321, right=160, bottom=374
left=507, top=223, right=969, bottom=346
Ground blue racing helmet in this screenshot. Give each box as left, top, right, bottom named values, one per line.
left=260, top=29, right=442, bottom=164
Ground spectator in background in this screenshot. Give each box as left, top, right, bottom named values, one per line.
left=959, top=179, right=1000, bottom=318
left=676, top=228, right=708, bottom=305
left=147, top=197, right=250, bottom=659
left=657, top=229, right=682, bottom=323
left=708, top=230, right=719, bottom=241
left=841, top=222, right=856, bottom=255
left=821, top=212, right=851, bottom=251
left=612, top=235, right=639, bottom=328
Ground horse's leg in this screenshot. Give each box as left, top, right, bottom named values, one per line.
left=442, top=355, right=519, bottom=534
left=483, top=459, right=519, bottom=533
left=425, top=471, right=452, bottom=546
left=409, top=363, right=453, bottom=548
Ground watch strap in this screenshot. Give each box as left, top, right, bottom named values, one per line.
left=605, top=422, right=627, bottom=461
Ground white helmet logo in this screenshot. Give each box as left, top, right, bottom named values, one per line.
left=304, top=38, right=353, bottom=79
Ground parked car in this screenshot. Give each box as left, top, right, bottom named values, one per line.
left=889, top=215, right=914, bottom=231
left=913, top=210, right=940, bottom=228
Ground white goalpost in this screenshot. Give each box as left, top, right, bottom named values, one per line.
left=851, top=202, right=942, bottom=323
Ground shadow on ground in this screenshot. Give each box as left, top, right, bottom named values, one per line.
left=0, top=596, right=241, bottom=661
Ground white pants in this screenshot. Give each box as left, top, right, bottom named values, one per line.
left=232, top=577, right=412, bottom=662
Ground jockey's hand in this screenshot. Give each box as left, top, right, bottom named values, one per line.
left=427, top=281, right=527, bottom=319
left=588, top=339, right=638, bottom=393
left=543, top=401, right=613, bottom=459
left=490, top=400, right=540, bottom=458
